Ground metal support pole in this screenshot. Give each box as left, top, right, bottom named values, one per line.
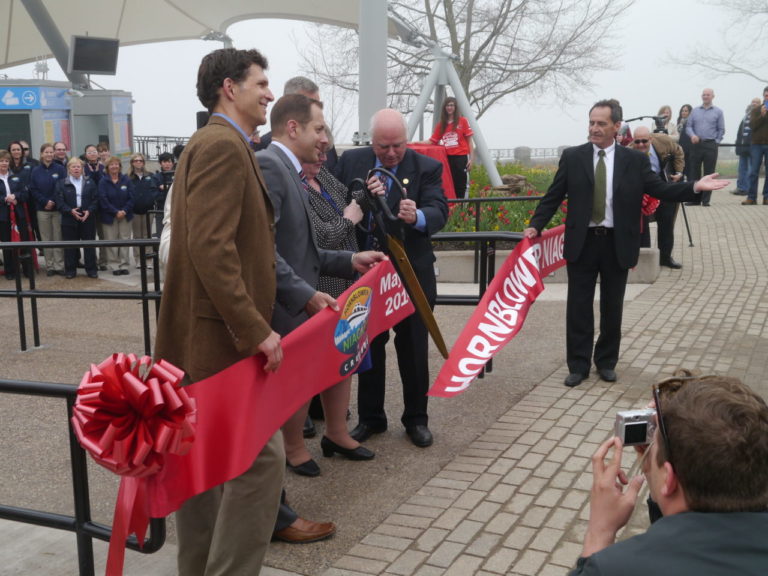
left=358, top=0, right=388, bottom=144
left=20, top=0, right=89, bottom=88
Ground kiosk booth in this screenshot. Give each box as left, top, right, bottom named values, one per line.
left=0, top=78, right=132, bottom=158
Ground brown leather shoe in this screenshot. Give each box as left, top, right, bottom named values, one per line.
left=742, top=198, right=757, bottom=205
left=272, top=517, right=336, bottom=544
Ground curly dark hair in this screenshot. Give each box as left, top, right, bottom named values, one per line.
left=196, top=48, right=269, bottom=113
left=656, top=374, right=768, bottom=512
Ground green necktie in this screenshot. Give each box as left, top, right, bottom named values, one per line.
left=592, top=149, right=606, bottom=223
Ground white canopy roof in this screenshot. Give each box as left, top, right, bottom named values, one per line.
left=0, top=0, right=396, bottom=68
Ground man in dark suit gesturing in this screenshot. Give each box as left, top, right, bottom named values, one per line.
left=523, top=100, right=727, bottom=388
left=335, top=108, right=448, bottom=447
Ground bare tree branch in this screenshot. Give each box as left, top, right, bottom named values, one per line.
left=300, top=0, right=633, bottom=124
left=672, top=0, right=768, bottom=83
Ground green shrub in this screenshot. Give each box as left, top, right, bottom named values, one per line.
left=444, top=163, right=565, bottom=233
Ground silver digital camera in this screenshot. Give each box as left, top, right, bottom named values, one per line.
left=614, top=409, right=656, bottom=446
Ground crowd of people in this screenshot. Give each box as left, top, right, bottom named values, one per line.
left=0, top=139, right=177, bottom=280
left=5, top=43, right=768, bottom=575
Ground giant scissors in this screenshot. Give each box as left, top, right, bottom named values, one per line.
left=350, top=168, right=449, bottom=359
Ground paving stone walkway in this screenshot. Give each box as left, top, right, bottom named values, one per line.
left=1, top=185, right=766, bottom=575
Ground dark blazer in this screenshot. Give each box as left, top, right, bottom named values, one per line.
left=528, top=143, right=698, bottom=270
left=334, top=147, right=448, bottom=272
left=0, top=175, right=28, bottom=222
left=256, top=143, right=355, bottom=336
left=570, top=511, right=768, bottom=576
left=55, top=176, right=99, bottom=226
left=29, top=162, right=66, bottom=210
left=154, top=115, right=277, bottom=383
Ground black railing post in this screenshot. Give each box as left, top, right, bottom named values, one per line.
left=66, top=395, right=96, bottom=576
left=12, top=248, right=27, bottom=351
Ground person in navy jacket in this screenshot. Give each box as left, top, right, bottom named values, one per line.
left=55, top=157, right=99, bottom=279
left=1, top=150, right=31, bottom=280
left=29, top=143, right=66, bottom=276
left=98, top=156, right=134, bottom=275
left=128, top=153, right=159, bottom=268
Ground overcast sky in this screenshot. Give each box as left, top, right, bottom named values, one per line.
left=2, top=0, right=762, bottom=150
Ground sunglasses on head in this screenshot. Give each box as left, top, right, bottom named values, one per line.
left=634, top=139, right=650, bottom=144
left=652, top=371, right=700, bottom=466
left=22, top=147, right=29, bottom=151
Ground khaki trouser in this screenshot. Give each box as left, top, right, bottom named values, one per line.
left=131, top=213, right=150, bottom=265
left=176, top=431, right=285, bottom=576
left=37, top=209, right=64, bottom=272
left=102, top=218, right=131, bottom=271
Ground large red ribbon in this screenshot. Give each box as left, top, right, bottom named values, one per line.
left=71, top=260, right=413, bottom=575
left=149, top=258, right=413, bottom=516
left=429, top=225, right=566, bottom=397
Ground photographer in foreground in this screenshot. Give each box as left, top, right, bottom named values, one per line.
left=573, top=374, right=768, bottom=575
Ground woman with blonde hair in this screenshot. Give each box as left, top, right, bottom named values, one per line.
left=656, top=104, right=678, bottom=140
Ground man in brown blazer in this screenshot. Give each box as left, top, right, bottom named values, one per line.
left=154, top=48, right=284, bottom=576
left=630, top=126, right=685, bottom=269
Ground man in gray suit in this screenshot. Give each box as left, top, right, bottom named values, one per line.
left=256, top=93, right=385, bottom=541
left=572, top=373, right=768, bottom=575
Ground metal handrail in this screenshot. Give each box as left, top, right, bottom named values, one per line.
left=0, top=378, right=165, bottom=576
left=0, top=238, right=161, bottom=353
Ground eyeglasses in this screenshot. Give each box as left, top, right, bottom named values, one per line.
left=633, top=139, right=650, bottom=145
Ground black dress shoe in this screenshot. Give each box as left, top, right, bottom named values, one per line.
left=99, top=265, right=108, bottom=271
left=65, top=272, right=76, bottom=279
left=564, top=373, right=588, bottom=387
left=702, top=202, right=710, bottom=207
left=87, top=271, right=98, bottom=278
left=660, top=257, right=682, bottom=269
left=350, top=422, right=387, bottom=442
left=320, top=436, right=375, bottom=460
left=597, top=368, right=617, bottom=382
left=113, top=270, right=122, bottom=276
left=684, top=202, right=700, bottom=206
left=286, top=458, right=320, bottom=477
left=46, top=269, right=57, bottom=277
left=406, top=425, right=433, bottom=447
left=303, top=415, right=317, bottom=439
left=5, top=274, right=15, bottom=281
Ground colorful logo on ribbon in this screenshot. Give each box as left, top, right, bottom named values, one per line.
left=334, top=286, right=372, bottom=376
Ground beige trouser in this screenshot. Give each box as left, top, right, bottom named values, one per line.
left=176, top=431, right=285, bottom=576
left=37, top=209, right=64, bottom=272
left=131, top=214, right=150, bottom=265
left=102, top=218, right=131, bottom=271
left=96, top=221, right=108, bottom=267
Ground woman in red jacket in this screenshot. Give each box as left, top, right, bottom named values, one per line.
left=429, top=96, right=475, bottom=198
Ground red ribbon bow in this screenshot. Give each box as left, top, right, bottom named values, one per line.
left=71, top=353, right=195, bottom=575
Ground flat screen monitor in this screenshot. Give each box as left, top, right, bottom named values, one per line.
left=68, top=36, right=120, bottom=75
